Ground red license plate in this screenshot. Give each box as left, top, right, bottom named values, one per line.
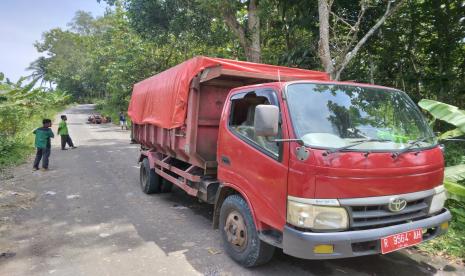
left=381, top=228, right=423, bottom=254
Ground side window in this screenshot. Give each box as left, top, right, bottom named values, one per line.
left=229, top=91, right=281, bottom=157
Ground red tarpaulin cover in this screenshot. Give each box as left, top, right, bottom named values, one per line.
left=128, top=56, right=329, bottom=129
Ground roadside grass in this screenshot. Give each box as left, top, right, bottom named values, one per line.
left=0, top=106, right=66, bottom=169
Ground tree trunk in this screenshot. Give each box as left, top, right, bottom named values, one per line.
left=318, top=0, right=404, bottom=80
left=317, top=0, right=334, bottom=77
left=369, top=59, right=375, bottom=84
left=221, top=0, right=261, bottom=62
left=246, top=0, right=260, bottom=62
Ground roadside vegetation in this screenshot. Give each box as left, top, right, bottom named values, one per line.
left=418, top=100, right=465, bottom=260
left=8, top=0, right=465, bottom=260
left=0, top=73, right=69, bottom=168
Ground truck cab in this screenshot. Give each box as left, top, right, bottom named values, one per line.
left=216, top=80, right=450, bottom=263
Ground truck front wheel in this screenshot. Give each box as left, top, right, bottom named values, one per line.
left=140, top=158, right=162, bottom=194
left=160, top=180, right=173, bottom=193
left=219, top=195, right=275, bottom=267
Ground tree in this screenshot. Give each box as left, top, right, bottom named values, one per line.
left=34, top=27, right=94, bottom=99
left=32, top=0, right=465, bottom=111
left=68, top=11, right=97, bottom=35
left=101, top=0, right=262, bottom=62
left=317, top=0, right=405, bottom=80
left=216, top=0, right=261, bottom=62
left=27, top=56, right=52, bottom=87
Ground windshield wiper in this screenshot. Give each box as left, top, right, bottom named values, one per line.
left=323, top=138, right=391, bottom=156
left=391, top=136, right=436, bottom=159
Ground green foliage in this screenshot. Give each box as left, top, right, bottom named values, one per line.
left=443, top=140, right=465, bottom=168
left=418, top=98, right=465, bottom=258
left=420, top=200, right=465, bottom=259
left=33, top=6, right=233, bottom=113
left=27, top=56, right=51, bottom=87
left=418, top=99, right=465, bottom=201
left=445, top=166, right=465, bottom=184
left=344, top=0, right=465, bottom=106
left=445, top=179, right=465, bottom=204
left=0, top=74, right=69, bottom=168
left=36, top=0, right=464, bottom=114
left=418, top=99, right=465, bottom=139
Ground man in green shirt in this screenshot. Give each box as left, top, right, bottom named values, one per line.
left=58, top=115, right=76, bottom=150
left=33, top=119, right=54, bottom=171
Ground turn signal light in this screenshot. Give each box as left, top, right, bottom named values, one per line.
left=440, top=221, right=449, bottom=230
left=313, top=244, right=334, bottom=254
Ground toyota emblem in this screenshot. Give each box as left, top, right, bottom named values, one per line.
left=388, top=198, right=407, bottom=212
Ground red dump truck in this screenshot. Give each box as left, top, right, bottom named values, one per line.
left=129, top=56, right=451, bottom=267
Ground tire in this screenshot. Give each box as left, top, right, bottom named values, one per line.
left=160, top=180, right=173, bottom=193
left=140, top=158, right=162, bottom=194
left=219, top=194, right=275, bottom=267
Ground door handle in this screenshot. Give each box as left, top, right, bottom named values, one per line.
left=221, top=155, right=231, bottom=165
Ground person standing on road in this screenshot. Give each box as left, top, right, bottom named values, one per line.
left=119, top=111, right=128, bottom=130
left=58, top=115, right=77, bottom=150
left=33, top=119, right=54, bottom=171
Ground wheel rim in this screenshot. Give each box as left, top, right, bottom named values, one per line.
left=224, top=210, right=247, bottom=251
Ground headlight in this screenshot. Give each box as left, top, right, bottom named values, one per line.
left=429, top=185, right=447, bottom=214
left=287, top=197, right=348, bottom=231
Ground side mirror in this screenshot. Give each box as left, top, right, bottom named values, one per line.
left=254, top=105, right=279, bottom=137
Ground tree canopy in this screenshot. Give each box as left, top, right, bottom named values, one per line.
left=30, top=0, right=465, bottom=112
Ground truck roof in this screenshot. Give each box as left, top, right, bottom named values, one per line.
left=229, top=80, right=398, bottom=95
left=128, top=56, right=329, bottom=129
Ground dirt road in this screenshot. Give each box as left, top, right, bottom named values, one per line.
left=1, top=105, right=463, bottom=275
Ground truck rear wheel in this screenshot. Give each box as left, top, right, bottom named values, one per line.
left=219, top=195, right=275, bottom=267
left=140, top=158, right=162, bottom=194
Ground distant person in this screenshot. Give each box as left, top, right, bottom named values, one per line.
left=58, top=115, right=77, bottom=150
left=119, top=111, right=128, bottom=130
left=33, top=119, right=54, bottom=171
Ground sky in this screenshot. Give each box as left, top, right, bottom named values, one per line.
left=0, top=0, right=108, bottom=82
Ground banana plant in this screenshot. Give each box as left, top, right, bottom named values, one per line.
left=418, top=99, right=465, bottom=139
left=419, top=99, right=465, bottom=203
left=444, top=165, right=465, bottom=201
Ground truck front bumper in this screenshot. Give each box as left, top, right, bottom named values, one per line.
left=282, top=208, right=451, bottom=259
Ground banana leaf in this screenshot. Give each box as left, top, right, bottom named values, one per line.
left=445, top=164, right=465, bottom=182
left=440, top=128, right=465, bottom=139
left=419, top=99, right=465, bottom=133
left=444, top=180, right=465, bottom=202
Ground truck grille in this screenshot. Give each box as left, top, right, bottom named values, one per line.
left=342, top=194, right=433, bottom=230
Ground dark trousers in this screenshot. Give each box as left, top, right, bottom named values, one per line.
left=60, top=134, right=74, bottom=149
left=33, top=147, right=51, bottom=169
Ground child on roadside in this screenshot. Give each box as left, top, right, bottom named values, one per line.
left=33, top=119, right=54, bottom=171
left=58, top=115, right=77, bottom=150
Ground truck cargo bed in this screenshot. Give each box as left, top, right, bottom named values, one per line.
left=131, top=57, right=329, bottom=175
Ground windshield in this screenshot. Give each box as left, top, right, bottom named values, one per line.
left=286, top=83, right=436, bottom=150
